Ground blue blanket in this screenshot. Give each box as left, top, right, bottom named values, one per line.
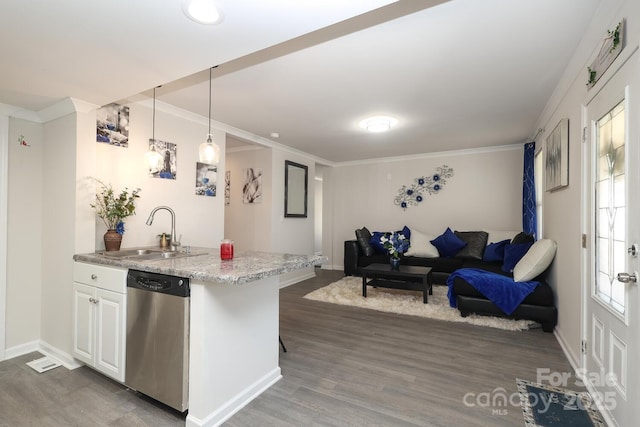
left=446, top=268, right=539, bottom=315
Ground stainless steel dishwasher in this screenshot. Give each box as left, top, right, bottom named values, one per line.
left=125, top=269, right=190, bottom=412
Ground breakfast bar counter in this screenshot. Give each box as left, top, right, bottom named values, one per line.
left=73, top=248, right=324, bottom=427
left=73, top=248, right=324, bottom=285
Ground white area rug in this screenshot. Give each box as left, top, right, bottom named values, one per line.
left=304, top=276, right=538, bottom=331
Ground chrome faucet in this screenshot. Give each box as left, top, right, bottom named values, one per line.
left=146, top=206, right=180, bottom=250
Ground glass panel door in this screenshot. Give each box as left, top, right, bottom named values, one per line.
left=595, top=100, right=626, bottom=314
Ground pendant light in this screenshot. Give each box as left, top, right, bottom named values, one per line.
left=198, top=67, right=221, bottom=165
left=144, top=86, right=163, bottom=173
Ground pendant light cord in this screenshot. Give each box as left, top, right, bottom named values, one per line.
left=152, top=86, right=157, bottom=141
left=208, top=67, right=212, bottom=137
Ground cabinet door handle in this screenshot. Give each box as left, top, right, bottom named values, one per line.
left=91, top=274, right=98, bottom=280
left=89, top=297, right=99, bottom=304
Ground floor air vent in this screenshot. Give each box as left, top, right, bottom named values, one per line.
left=26, top=356, right=61, bottom=373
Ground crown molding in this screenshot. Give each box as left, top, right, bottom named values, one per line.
left=334, top=143, right=522, bottom=168
left=135, top=98, right=335, bottom=166
left=132, top=98, right=524, bottom=168
left=1, top=98, right=99, bottom=123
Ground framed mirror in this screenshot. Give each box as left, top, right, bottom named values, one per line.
left=284, top=160, right=308, bottom=218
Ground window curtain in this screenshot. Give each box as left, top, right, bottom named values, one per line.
left=523, top=142, right=537, bottom=239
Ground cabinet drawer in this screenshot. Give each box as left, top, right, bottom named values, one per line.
left=74, top=262, right=127, bottom=293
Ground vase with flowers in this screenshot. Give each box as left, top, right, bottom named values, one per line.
left=380, top=232, right=409, bottom=270
left=90, top=179, right=141, bottom=251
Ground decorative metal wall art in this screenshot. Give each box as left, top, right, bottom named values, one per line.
left=394, top=165, right=454, bottom=210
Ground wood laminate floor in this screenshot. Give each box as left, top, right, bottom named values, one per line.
left=0, top=269, right=572, bottom=426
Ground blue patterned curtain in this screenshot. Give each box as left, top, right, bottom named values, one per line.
left=523, top=142, right=537, bottom=239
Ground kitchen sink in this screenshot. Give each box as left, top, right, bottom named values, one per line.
left=98, top=248, right=162, bottom=258
left=96, top=247, right=205, bottom=261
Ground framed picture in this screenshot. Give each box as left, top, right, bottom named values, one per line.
left=545, top=118, right=569, bottom=192
left=148, top=139, right=177, bottom=179
left=243, top=168, right=262, bottom=204
left=195, top=162, right=217, bottom=197
left=96, top=103, right=129, bottom=147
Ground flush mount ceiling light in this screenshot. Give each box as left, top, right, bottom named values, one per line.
left=182, top=0, right=224, bottom=25
left=359, top=116, right=398, bottom=133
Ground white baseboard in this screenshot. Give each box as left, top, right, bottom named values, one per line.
left=321, top=264, right=342, bottom=271
left=554, top=327, right=580, bottom=372
left=3, top=340, right=82, bottom=370
left=3, top=340, right=39, bottom=361
left=279, top=271, right=316, bottom=288
left=39, top=340, right=83, bottom=370
left=186, top=368, right=282, bottom=427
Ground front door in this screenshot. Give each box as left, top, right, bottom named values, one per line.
left=583, top=50, right=639, bottom=426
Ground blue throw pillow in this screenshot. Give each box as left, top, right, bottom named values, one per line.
left=430, top=227, right=467, bottom=258
left=370, top=226, right=411, bottom=254
left=370, top=232, right=389, bottom=254
left=502, top=242, right=534, bottom=272
left=483, top=239, right=510, bottom=262
left=400, top=225, right=411, bottom=242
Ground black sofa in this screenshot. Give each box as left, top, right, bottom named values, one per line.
left=344, top=233, right=558, bottom=332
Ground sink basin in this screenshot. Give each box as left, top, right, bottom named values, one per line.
left=135, top=250, right=204, bottom=260
left=97, top=248, right=163, bottom=258
left=96, top=248, right=204, bottom=261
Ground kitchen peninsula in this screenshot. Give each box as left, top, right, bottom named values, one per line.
left=73, top=248, right=324, bottom=427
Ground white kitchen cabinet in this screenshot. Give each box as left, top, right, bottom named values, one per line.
left=72, top=262, right=127, bottom=382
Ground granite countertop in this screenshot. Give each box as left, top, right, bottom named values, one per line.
left=73, top=247, right=326, bottom=285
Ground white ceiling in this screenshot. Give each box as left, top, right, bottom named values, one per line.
left=0, top=0, right=600, bottom=163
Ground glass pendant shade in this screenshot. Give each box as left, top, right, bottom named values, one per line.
left=145, top=142, right=164, bottom=172
left=199, top=134, right=220, bottom=164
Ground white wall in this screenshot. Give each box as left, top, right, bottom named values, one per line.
left=3, top=98, right=228, bottom=359
left=41, top=112, right=78, bottom=357
left=320, top=164, right=335, bottom=269
left=224, top=146, right=272, bottom=252
left=270, top=149, right=316, bottom=285
left=6, top=118, right=43, bottom=350
left=329, top=146, right=524, bottom=269
left=313, top=174, right=323, bottom=255
left=533, top=0, right=639, bottom=367
left=93, top=101, right=225, bottom=250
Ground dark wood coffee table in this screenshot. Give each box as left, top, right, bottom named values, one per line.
left=360, top=264, right=433, bottom=304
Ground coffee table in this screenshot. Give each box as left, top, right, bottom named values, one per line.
left=360, top=264, right=433, bottom=304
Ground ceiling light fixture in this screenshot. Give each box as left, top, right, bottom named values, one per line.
left=198, top=67, right=221, bottom=165
left=359, top=116, right=398, bottom=133
left=144, top=86, right=163, bottom=173
left=182, top=0, right=224, bottom=25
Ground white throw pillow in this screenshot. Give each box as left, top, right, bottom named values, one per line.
left=405, top=229, right=439, bottom=258
left=513, top=239, right=557, bottom=282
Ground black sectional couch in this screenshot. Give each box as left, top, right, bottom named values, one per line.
left=343, top=229, right=558, bottom=332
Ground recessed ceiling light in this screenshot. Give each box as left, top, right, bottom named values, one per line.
left=182, top=0, right=224, bottom=25
left=359, top=116, right=398, bottom=133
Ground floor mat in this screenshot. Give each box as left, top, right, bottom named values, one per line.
left=517, top=378, right=606, bottom=427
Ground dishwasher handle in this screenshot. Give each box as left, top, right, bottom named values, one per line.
left=127, top=269, right=190, bottom=297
